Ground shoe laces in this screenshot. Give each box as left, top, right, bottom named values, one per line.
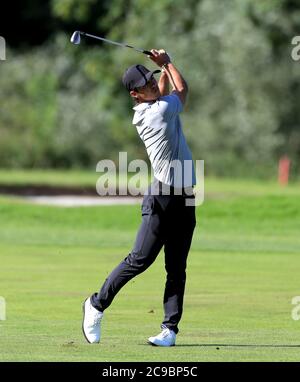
left=92, top=311, right=103, bottom=326
left=160, top=328, right=171, bottom=338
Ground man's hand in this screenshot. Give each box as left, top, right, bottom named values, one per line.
left=149, top=49, right=171, bottom=67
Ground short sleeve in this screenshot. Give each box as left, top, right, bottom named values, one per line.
left=157, top=94, right=183, bottom=120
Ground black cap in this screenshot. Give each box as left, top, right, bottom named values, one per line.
left=122, top=64, right=161, bottom=91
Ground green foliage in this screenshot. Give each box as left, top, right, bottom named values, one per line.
left=0, top=0, right=299, bottom=177
left=105, top=0, right=298, bottom=176
left=52, top=0, right=99, bottom=22
left=0, top=36, right=141, bottom=168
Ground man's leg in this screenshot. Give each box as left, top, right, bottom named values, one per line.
left=161, top=197, right=196, bottom=334
left=91, top=194, right=165, bottom=312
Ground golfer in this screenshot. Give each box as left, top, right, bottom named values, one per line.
left=82, top=49, right=196, bottom=346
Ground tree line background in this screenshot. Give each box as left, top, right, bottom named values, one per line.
left=0, top=0, right=299, bottom=178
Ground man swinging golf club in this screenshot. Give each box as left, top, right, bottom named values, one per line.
left=82, top=49, right=196, bottom=347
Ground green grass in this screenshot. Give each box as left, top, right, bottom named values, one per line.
left=1, top=168, right=300, bottom=195
left=0, top=179, right=300, bottom=361
left=0, top=169, right=99, bottom=187
left=0, top=168, right=148, bottom=189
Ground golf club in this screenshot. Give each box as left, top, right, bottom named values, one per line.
left=70, top=31, right=154, bottom=57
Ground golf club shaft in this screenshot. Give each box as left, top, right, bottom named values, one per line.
left=80, top=32, right=154, bottom=56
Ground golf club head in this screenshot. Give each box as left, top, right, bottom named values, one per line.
left=70, top=31, right=81, bottom=45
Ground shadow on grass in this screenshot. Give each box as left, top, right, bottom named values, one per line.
left=140, top=343, right=300, bottom=348
left=175, top=344, right=300, bottom=348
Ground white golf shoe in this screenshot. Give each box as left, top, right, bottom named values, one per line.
left=148, top=327, right=176, bottom=347
left=82, top=297, right=103, bottom=343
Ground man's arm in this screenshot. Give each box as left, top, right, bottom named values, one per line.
left=150, top=49, right=188, bottom=106
left=162, top=63, right=188, bottom=105
left=158, top=70, right=170, bottom=96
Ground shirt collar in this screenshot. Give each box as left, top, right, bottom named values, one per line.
left=133, top=100, right=157, bottom=112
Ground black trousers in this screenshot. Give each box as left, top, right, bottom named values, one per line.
left=91, top=181, right=196, bottom=334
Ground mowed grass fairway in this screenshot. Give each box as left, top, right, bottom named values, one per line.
left=0, top=178, right=300, bottom=361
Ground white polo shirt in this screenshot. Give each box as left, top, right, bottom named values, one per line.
left=132, top=93, right=196, bottom=188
